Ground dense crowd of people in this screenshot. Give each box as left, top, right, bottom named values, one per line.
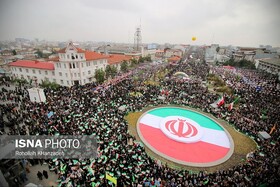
left=0, top=60, right=279, bottom=186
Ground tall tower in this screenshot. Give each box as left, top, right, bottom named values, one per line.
left=134, top=27, right=142, bottom=51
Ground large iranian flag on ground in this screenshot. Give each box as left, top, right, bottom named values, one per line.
left=137, top=107, right=233, bottom=166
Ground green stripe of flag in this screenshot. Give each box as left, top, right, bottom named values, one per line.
left=148, top=108, right=223, bottom=131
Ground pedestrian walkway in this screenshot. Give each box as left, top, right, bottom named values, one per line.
left=22, top=163, right=58, bottom=187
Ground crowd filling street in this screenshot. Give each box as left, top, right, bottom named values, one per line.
left=0, top=60, right=279, bottom=187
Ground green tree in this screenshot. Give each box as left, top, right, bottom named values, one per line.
left=40, top=80, right=60, bottom=90
left=121, top=60, right=128, bottom=72
left=110, top=65, right=118, bottom=77
left=35, top=50, right=43, bottom=58
left=138, top=56, right=145, bottom=63
left=216, top=46, right=220, bottom=53
left=12, top=49, right=17, bottom=55
left=145, top=55, right=152, bottom=62
left=105, top=65, right=118, bottom=78
left=94, top=69, right=105, bottom=83
left=105, top=65, right=112, bottom=78
left=130, top=58, right=138, bottom=67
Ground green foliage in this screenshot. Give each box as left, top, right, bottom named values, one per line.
left=215, top=86, right=233, bottom=95
left=223, top=58, right=256, bottom=69
left=12, top=49, right=17, bottom=55
left=216, top=46, right=220, bottom=53
left=120, top=60, right=128, bottom=72
left=40, top=80, right=60, bottom=90
left=207, top=74, right=225, bottom=86
left=110, top=66, right=118, bottom=78
left=105, top=65, right=118, bottom=78
left=13, top=78, right=28, bottom=84
left=138, top=56, right=145, bottom=63
left=94, top=69, right=105, bottom=83
left=144, top=55, right=152, bottom=62
left=130, top=58, right=138, bottom=67
left=35, top=49, right=43, bottom=58
left=105, top=65, right=111, bottom=78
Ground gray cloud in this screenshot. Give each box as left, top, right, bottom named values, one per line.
left=0, top=0, right=279, bottom=47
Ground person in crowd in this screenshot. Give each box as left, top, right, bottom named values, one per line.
left=43, top=170, right=48, bottom=179
left=37, top=171, right=43, bottom=180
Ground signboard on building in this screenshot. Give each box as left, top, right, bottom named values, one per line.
left=27, top=88, right=46, bottom=103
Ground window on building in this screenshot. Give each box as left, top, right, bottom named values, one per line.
left=88, top=70, right=91, bottom=74
left=76, top=54, right=78, bottom=59
left=65, top=73, right=68, bottom=77
left=53, top=79, right=56, bottom=82
left=86, top=62, right=90, bottom=66
left=45, top=71, right=48, bottom=75
left=59, top=72, right=62, bottom=76
left=60, top=80, right=64, bottom=84
left=64, top=64, right=66, bottom=68
left=93, top=61, right=97, bottom=65
left=84, top=79, right=86, bottom=83
left=73, top=63, right=75, bottom=68
left=39, top=70, right=41, bottom=74
left=67, top=80, right=69, bottom=85
left=45, top=77, right=49, bottom=81
left=52, top=72, right=55, bottom=76
left=67, top=54, right=70, bottom=59
left=80, top=54, right=83, bottom=59
left=19, top=68, right=22, bottom=72
left=32, top=69, right=36, bottom=74
left=26, top=69, right=29, bottom=73
left=76, top=62, right=79, bottom=68
left=71, top=53, right=75, bottom=59
left=83, top=72, right=85, bottom=76
left=81, top=63, right=83, bottom=68
left=69, top=63, right=72, bottom=69
left=78, top=73, right=80, bottom=77
left=27, top=75, right=30, bottom=79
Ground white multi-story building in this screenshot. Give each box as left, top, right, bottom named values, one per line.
left=255, top=58, right=280, bottom=80
left=9, top=42, right=108, bottom=87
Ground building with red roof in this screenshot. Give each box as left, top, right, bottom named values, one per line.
left=107, top=54, right=132, bottom=70
left=9, top=60, right=54, bottom=70
left=9, top=42, right=109, bottom=87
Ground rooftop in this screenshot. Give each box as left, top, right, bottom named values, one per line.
left=259, top=58, right=280, bottom=66
left=85, top=51, right=108, bottom=61
left=107, top=54, right=132, bottom=65
left=9, top=60, right=55, bottom=70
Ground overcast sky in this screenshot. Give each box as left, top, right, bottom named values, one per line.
left=0, top=0, right=279, bottom=47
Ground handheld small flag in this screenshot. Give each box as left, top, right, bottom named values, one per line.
left=106, top=172, right=117, bottom=186
left=217, top=96, right=225, bottom=107
left=210, top=95, right=224, bottom=108
left=269, top=124, right=276, bottom=135
left=228, top=97, right=239, bottom=111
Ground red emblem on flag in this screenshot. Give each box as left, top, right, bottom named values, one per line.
left=165, top=118, right=198, bottom=138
